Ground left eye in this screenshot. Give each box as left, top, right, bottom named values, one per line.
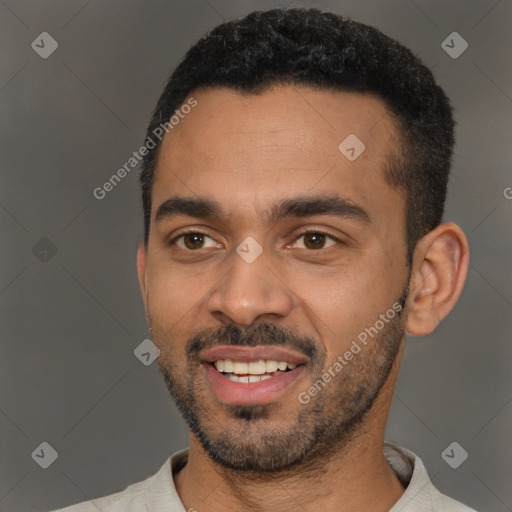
left=293, top=231, right=338, bottom=250
left=173, top=232, right=219, bottom=250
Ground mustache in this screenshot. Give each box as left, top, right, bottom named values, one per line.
left=183, top=284, right=410, bottom=363
left=186, top=322, right=319, bottom=361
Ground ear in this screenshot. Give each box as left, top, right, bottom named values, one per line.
left=137, top=241, right=148, bottom=314
left=406, top=222, right=469, bottom=336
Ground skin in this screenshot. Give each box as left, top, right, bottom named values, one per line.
left=137, top=85, right=469, bottom=512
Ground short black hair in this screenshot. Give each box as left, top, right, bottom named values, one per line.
left=140, top=7, right=454, bottom=261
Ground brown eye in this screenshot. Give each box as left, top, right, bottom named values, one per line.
left=183, top=233, right=205, bottom=249
left=303, top=233, right=327, bottom=249
left=294, top=231, right=337, bottom=250
left=171, top=232, right=219, bottom=251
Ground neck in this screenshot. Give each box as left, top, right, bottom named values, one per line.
left=178, top=440, right=404, bottom=512
left=175, top=404, right=405, bottom=511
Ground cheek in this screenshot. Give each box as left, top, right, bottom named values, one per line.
left=145, top=264, right=200, bottom=328
left=297, top=259, right=401, bottom=356
left=146, top=280, right=194, bottom=366
left=306, top=260, right=388, bottom=312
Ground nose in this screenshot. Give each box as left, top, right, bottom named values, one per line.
left=206, top=245, right=294, bottom=326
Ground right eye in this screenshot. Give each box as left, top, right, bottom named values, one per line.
left=169, top=231, right=220, bottom=251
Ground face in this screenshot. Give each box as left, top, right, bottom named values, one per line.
left=138, top=85, right=411, bottom=473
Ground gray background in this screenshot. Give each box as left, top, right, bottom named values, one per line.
left=0, top=0, right=510, bottom=511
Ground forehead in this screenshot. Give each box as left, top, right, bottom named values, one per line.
left=152, top=85, right=405, bottom=227
left=160, top=85, right=399, bottom=163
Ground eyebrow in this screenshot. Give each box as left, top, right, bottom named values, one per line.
left=154, top=195, right=371, bottom=225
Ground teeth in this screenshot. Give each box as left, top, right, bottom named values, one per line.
left=265, top=360, right=278, bottom=373
left=223, top=359, right=234, bottom=373
left=225, top=373, right=284, bottom=383
left=248, top=360, right=266, bottom=374
left=233, top=361, right=249, bottom=374
left=213, top=359, right=299, bottom=375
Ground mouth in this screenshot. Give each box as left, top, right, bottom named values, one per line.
left=200, top=346, right=308, bottom=405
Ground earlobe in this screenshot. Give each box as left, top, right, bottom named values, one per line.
left=406, top=222, right=469, bottom=336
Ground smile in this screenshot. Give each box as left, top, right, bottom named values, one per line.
left=202, top=361, right=305, bottom=405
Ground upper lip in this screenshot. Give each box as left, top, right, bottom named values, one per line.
left=199, top=345, right=308, bottom=366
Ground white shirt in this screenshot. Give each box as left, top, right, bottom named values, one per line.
left=52, top=442, right=477, bottom=511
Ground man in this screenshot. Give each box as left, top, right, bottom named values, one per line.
left=55, top=7, right=475, bottom=512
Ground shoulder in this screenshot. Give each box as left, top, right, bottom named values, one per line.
left=384, top=442, right=478, bottom=512
left=51, top=477, right=148, bottom=512
left=50, top=450, right=188, bottom=512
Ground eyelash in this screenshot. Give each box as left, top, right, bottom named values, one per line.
left=292, top=228, right=342, bottom=248
left=168, top=228, right=343, bottom=250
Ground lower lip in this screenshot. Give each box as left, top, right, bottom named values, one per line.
left=203, top=363, right=306, bottom=405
